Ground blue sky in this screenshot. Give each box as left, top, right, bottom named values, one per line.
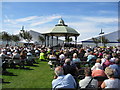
left=2, top=2, right=119, bottom=41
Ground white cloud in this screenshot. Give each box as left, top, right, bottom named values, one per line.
left=2, top=14, right=118, bottom=41
left=16, top=16, right=38, bottom=22
left=30, top=15, right=61, bottom=26
left=98, top=10, right=117, bottom=15
left=67, top=16, right=118, bottom=41
left=82, top=17, right=118, bottom=23
left=4, top=15, right=10, bottom=22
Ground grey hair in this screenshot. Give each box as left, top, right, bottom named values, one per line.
left=65, top=58, right=71, bottom=64
left=55, top=66, right=64, bottom=76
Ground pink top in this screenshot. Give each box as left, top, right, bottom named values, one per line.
left=103, top=60, right=113, bottom=69
left=92, top=69, right=106, bottom=77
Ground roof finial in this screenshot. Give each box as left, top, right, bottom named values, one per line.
left=99, top=28, right=104, bottom=35
left=22, top=26, right=24, bottom=30
left=55, top=18, right=67, bottom=26
left=58, top=18, right=64, bottom=24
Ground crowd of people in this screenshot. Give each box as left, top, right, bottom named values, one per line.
left=50, top=46, right=120, bottom=89
left=0, top=45, right=41, bottom=73
left=0, top=45, right=120, bottom=89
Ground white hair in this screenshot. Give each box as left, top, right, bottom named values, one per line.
left=55, top=66, right=64, bottom=76
left=95, top=63, right=102, bottom=69
left=59, top=54, right=65, bottom=60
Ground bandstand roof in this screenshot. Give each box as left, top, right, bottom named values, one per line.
left=42, top=18, right=80, bottom=37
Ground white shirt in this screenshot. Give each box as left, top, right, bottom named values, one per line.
left=104, top=79, right=120, bottom=88
left=52, top=74, right=76, bottom=89
left=79, top=76, right=98, bottom=88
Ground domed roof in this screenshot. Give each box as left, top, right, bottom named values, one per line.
left=42, top=18, right=80, bottom=36
left=50, top=26, right=79, bottom=36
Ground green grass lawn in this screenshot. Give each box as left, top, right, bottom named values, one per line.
left=2, top=60, right=54, bottom=88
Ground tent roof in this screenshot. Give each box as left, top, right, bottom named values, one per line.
left=19, top=40, right=34, bottom=43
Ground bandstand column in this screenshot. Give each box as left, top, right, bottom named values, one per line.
left=56, top=36, right=58, bottom=45
left=44, top=35, right=46, bottom=47
left=75, top=36, right=77, bottom=48
left=47, top=36, right=49, bottom=47
left=68, top=36, right=70, bottom=48
left=65, top=35, right=67, bottom=41
left=68, top=36, right=70, bottom=43
left=52, top=36, right=53, bottom=46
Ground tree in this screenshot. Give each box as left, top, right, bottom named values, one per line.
left=38, top=35, right=45, bottom=45
left=2, top=31, right=11, bottom=45
left=11, top=35, right=21, bottom=45
left=117, top=38, right=120, bottom=42
left=65, top=37, right=73, bottom=42
left=92, top=38, right=100, bottom=47
left=19, top=30, right=32, bottom=44
left=99, top=36, right=109, bottom=47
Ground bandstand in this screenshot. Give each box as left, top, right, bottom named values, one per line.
left=42, top=18, right=80, bottom=47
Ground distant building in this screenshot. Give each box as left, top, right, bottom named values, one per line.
left=28, top=30, right=64, bottom=46
left=81, top=30, right=120, bottom=47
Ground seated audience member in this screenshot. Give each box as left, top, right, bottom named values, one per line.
left=48, top=52, right=57, bottom=69
left=20, top=50, right=27, bottom=61
left=63, top=58, right=78, bottom=77
left=101, top=53, right=107, bottom=66
left=102, top=55, right=112, bottom=70
left=49, top=52, right=57, bottom=60
left=87, top=51, right=96, bottom=66
left=12, top=50, right=21, bottom=68
left=92, top=63, right=106, bottom=87
left=92, top=63, right=106, bottom=77
left=98, top=51, right=103, bottom=58
left=109, top=58, right=120, bottom=78
left=0, top=50, right=10, bottom=60
left=110, top=53, right=117, bottom=63
left=35, top=49, right=40, bottom=57
left=48, top=60, right=53, bottom=69
left=0, top=50, right=10, bottom=72
left=87, top=51, right=96, bottom=62
left=12, top=50, right=20, bottom=60
left=7, top=51, right=12, bottom=57
left=72, top=53, right=81, bottom=69
left=101, top=67, right=120, bottom=89
left=72, top=53, right=80, bottom=63
left=52, top=66, right=77, bottom=89
left=26, top=52, right=34, bottom=65
left=39, top=50, right=46, bottom=61
left=79, top=67, right=98, bottom=88
left=20, top=50, right=27, bottom=68
left=91, top=58, right=102, bottom=70
left=59, top=54, right=65, bottom=66
left=78, top=48, right=86, bottom=61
